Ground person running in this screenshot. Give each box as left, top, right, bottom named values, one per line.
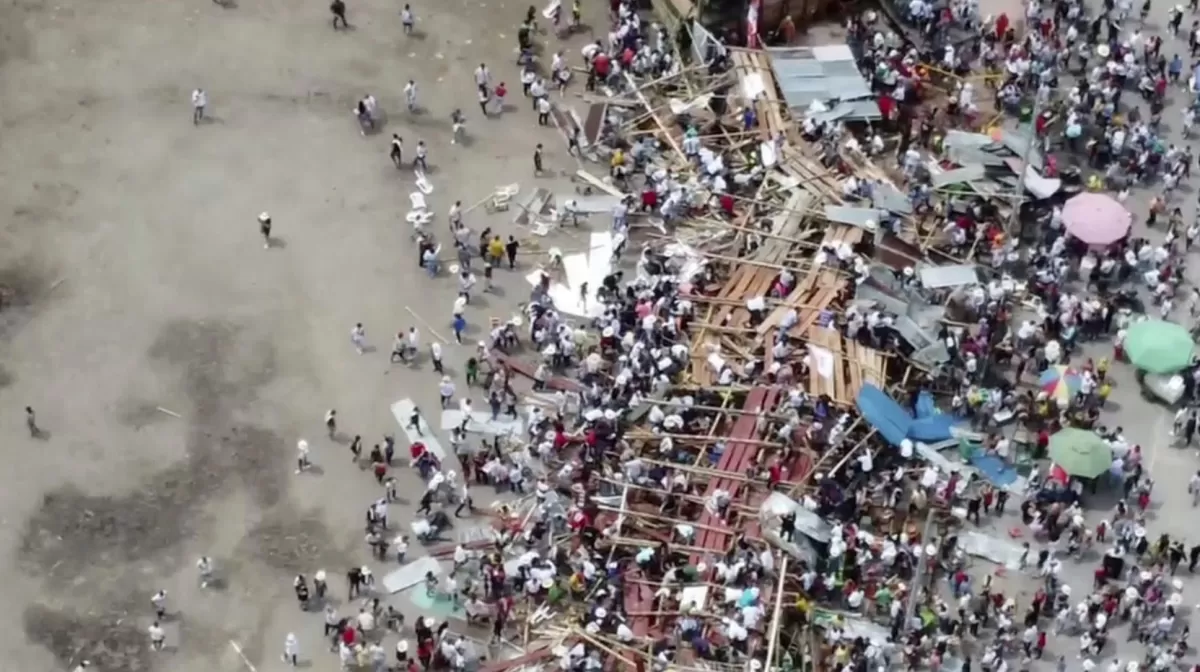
left=258, top=212, right=272, bottom=249
left=330, top=0, right=348, bottom=28
left=324, top=409, right=337, bottom=438
left=400, top=3, right=415, bottom=32
left=25, top=406, right=38, bottom=437
left=191, top=88, right=207, bottom=124
left=351, top=323, right=367, bottom=355
left=282, top=633, right=299, bottom=666
left=389, top=134, right=403, bottom=168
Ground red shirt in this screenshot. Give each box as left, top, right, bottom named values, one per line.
left=593, top=54, right=610, bottom=77
left=495, top=83, right=507, bottom=99
left=342, top=628, right=356, bottom=646
left=719, top=193, right=734, bottom=215
left=410, top=442, right=425, bottom=460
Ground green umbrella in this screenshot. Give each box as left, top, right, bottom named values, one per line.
left=1048, top=428, right=1111, bottom=479
left=1125, top=319, right=1195, bottom=373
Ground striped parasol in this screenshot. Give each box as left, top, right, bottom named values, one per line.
left=1039, top=365, right=1082, bottom=403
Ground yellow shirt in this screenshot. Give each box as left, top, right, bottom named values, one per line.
left=488, top=239, right=505, bottom=258
left=611, top=150, right=625, bottom=167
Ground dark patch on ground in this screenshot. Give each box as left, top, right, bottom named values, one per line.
left=19, top=319, right=284, bottom=580
left=115, top=400, right=165, bottom=430
left=0, top=259, right=56, bottom=340
left=240, top=513, right=349, bottom=575
left=18, top=319, right=297, bottom=666
left=23, top=602, right=151, bottom=672
left=0, top=363, right=13, bottom=388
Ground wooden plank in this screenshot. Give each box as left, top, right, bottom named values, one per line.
left=492, top=351, right=585, bottom=392
left=691, top=387, right=769, bottom=563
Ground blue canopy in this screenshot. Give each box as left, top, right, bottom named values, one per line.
left=855, top=384, right=913, bottom=447
left=856, top=385, right=958, bottom=447
left=910, top=390, right=958, bottom=442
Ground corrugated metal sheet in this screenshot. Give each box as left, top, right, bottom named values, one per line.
left=930, top=165, right=986, bottom=188
left=871, top=183, right=912, bottom=214
left=825, top=205, right=886, bottom=228
left=765, top=45, right=874, bottom=112
left=943, top=130, right=997, bottom=150
left=919, top=264, right=980, bottom=289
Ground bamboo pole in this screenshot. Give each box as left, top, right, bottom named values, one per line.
left=623, top=431, right=783, bottom=449
left=596, top=478, right=761, bottom=515
left=763, top=556, right=790, bottom=672
left=624, top=71, right=686, bottom=162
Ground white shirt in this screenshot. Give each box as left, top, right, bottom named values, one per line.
left=357, top=611, right=375, bottom=631
left=192, top=89, right=206, bottom=108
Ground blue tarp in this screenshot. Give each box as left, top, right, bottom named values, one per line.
left=910, top=390, right=958, bottom=442
left=856, top=385, right=958, bottom=447
left=855, top=384, right=913, bottom=447
left=969, top=453, right=1019, bottom=486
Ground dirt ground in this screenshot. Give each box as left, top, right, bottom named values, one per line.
left=0, top=0, right=599, bottom=669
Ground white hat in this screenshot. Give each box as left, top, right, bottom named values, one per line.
left=258, top=211, right=270, bottom=222
left=315, top=569, right=326, bottom=581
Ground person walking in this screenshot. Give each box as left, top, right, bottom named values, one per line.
left=474, top=63, right=491, bottom=95
left=452, top=313, right=466, bottom=345
left=191, top=88, right=207, bottom=125
left=297, top=439, right=311, bottom=474
left=391, top=332, right=406, bottom=363
left=451, top=109, right=465, bottom=144
left=25, top=406, right=38, bottom=437
left=430, top=342, right=444, bottom=373
left=389, top=134, right=403, bottom=168
left=406, top=406, right=423, bottom=436
left=197, top=556, right=214, bottom=588
left=282, top=633, right=300, bottom=666
left=148, top=622, right=166, bottom=651
left=257, top=212, right=272, bottom=249
left=330, top=0, right=348, bottom=28
left=400, top=3, right=415, bottom=32
left=350, top=434, right=362, bottom=462
left=151, top=590, right=168, bottom=619
left=324, top=409, right=337, bottom=438
left=454, top=479, right=474, bottom=517
left=351, top=322, right=367, bottom=354
left=404, top=80, right=418, bottom=113
left=505, top=236, right=519, bottom=269
left=413, top=141, right=428, bottom=172
left=533, top=143, right=544, bottom=176
left=536, top=96, right=551, bottom=126
left=439, top=376, right=455, bottom=408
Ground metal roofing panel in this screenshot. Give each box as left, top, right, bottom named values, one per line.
left=918, top=263, right=980, bottom=289
left=872, top=183, right=912, bottom=214
left=772, top=59, right=825, bottom=77
left=809, top=103, right=853, bottom=125
left=824, top=77, right=872, bottom=98
left=845, top=99, right=882, bottom=120
left=810, top=44, right=855, bottom=61
left=930, top=165, right=987, bottom=188
left=825, top=205, right=887, bottom=228
left=943, top=130, right=996, bottom=150
left=820, top=60, right=862, bottom=77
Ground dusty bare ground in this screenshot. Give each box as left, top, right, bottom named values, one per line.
left=0, top=0, right=596, bottom=668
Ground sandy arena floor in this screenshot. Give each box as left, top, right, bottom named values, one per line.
left=0, top=0, right=598, bottom=668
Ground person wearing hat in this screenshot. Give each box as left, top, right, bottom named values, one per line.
left=257, top=212, right=272, bottom=249
left=438, top=376, right=455, bottom=409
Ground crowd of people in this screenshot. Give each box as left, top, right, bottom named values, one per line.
left=132, top=0, right=1200, bottom=667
